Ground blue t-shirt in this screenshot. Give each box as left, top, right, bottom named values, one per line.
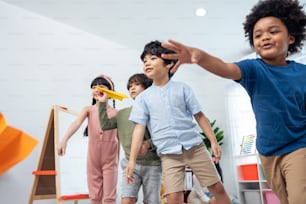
left=235, top=58, right=306, bottom=156
left=129, top=80, right=203, bottom=156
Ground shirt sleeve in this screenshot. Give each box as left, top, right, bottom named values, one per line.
left=183, top=83, right=202, bottom=115
left=98, top=102, right=117, bottom=130
left=129, top=94, right=149, bottom=126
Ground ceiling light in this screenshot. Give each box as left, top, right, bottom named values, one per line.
left=195, top=8, right=206, bottom=17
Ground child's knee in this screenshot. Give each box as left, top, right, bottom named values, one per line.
left=207, top=181, right=226, bottom=194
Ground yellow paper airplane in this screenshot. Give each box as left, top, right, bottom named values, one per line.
left=96, top=86, right=128, bottom=101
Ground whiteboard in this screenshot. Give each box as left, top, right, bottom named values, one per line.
left=55, top=106, right=89, bottom=197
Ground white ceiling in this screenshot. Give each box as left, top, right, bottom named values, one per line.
left=1, top=0, right=266, bottom=61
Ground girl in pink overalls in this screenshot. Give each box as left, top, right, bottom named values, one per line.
left=58, top=74, right=119, bottom=204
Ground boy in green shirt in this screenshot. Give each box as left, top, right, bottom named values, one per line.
left=99, top=73, right=161, bottom=204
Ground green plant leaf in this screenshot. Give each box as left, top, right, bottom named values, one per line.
left=200, top=119, right=224, bottom=151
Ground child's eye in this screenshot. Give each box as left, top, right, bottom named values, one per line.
left=254, top=33, right=261, bottom=39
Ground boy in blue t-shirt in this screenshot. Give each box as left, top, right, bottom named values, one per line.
left=126, top=40, right=231, bottom=204
left=161, top=0, right=306, bottom=203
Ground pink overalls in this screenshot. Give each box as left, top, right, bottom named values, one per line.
left=87, top=104, right=119, bottom=204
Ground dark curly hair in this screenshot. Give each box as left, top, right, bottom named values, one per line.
left=243, top=0, right=306, bottom=54
left=126, top=73, right=153, bottom=90
left=140, top=40, right=178, bottom=78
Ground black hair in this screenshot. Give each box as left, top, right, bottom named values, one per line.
left=140, top=40, right=178, bottom=78
left=89, top=77, right=115, bottom=107
left=84, top=76, right=115, bottom=136
left=243, top=0, right=306, bottom=54
left=126, top=73, right=153, bottom=90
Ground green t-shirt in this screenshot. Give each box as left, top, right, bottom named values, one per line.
left=98, top=102, right=160, bottom=166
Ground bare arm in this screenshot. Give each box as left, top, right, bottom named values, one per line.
left=57, top=106, right=89, bottom=156
left=126, top=123, right=146, bottom=184
left=161, top=39, right=242, bottom=80
left=194, top=112, right=222, bottom=163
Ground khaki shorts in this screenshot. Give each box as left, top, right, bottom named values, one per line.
left=160, top=143, right=220, bottom=195
left=259, top=147, right=306, bottom=204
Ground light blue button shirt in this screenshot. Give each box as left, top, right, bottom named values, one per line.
left=129, top=80, right=203, bottom=155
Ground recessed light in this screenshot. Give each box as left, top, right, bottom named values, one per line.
left=195, top=8, right=206, bottom=17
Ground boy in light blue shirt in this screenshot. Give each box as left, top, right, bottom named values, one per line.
left=126, top=40, right=231, bottom=204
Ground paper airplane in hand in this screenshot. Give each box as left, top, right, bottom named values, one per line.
left=96, top=86, right=128, bottom=101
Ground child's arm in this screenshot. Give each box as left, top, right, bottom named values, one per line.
left=161, top=39, right=241, bottom=80
left=126, top=123, right=146, bottom=184
left=57, top=106, right=89, bottom=156
left=98, top=102, right=117, bottom=130
left=194, top=111, right=222, bottom=163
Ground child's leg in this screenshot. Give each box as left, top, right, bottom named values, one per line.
left=166, top=192, right=184, bottom=204
left=142, top=165, right=162, bottom=204
left=260, top=153, right=288, bottom=204
left=187, top=143, right=231, bottom=204
left=160, top=153, right=186, bottom=204
left=284, top=148, right=306, bottom=204
left=207, top=182, right=231, bottom=204
left=260, top=147, right=306, bottom=204
left=120, top=158, right=141, bottom=204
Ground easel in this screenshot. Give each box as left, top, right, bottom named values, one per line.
left=28, top=105, right=89, bottom=204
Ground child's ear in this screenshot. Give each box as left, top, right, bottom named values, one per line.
left=288, top=35, right=295, bottom=45
left=166, top=61, right=174, bottom=69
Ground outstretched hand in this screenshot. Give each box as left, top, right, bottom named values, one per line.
left=161, top=39, right=202, bottom=74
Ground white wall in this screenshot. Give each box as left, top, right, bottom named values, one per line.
left=0, top=1, right=276, bottom=203
left=0, top=2, right=138, bottom=204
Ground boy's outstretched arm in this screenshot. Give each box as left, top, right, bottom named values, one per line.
left=194, top=112, right=222, bottom=163
left=161, top=39, right=242, bottom=80
left=126, top=123, right=146, bottom=184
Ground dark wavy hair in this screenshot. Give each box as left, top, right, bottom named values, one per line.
left=140, top=40, right=178, bottom=78
left=126, top=73, right=153, bottom=90
left=243, top=0, right=306, bottom=54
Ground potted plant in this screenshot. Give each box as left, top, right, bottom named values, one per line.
left=200, top=119, right=225, bottom=182
left=200, top=119, right=224, bottom=152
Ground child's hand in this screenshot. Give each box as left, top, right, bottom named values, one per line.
left=57, top=141, right=67, bottom=156
left=97, top=91, right=108, bottom=102
left=211, top=142, right=222, bottom=163
left=138, top=141, right=150, bottom=156
left=161, top=39, right=200, bottom=73
left=125, top=161, right=135, bottom=184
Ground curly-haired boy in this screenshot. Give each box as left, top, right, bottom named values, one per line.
left=162, top=0, right=306, bottom=204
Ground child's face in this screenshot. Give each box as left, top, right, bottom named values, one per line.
left=128, top=81, right=145, bottom=100
left=253, top=16, right=295, bottom=64
left=142, top=54, right=170, bottom=81
left=91, top=84, right=108, bottom=101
